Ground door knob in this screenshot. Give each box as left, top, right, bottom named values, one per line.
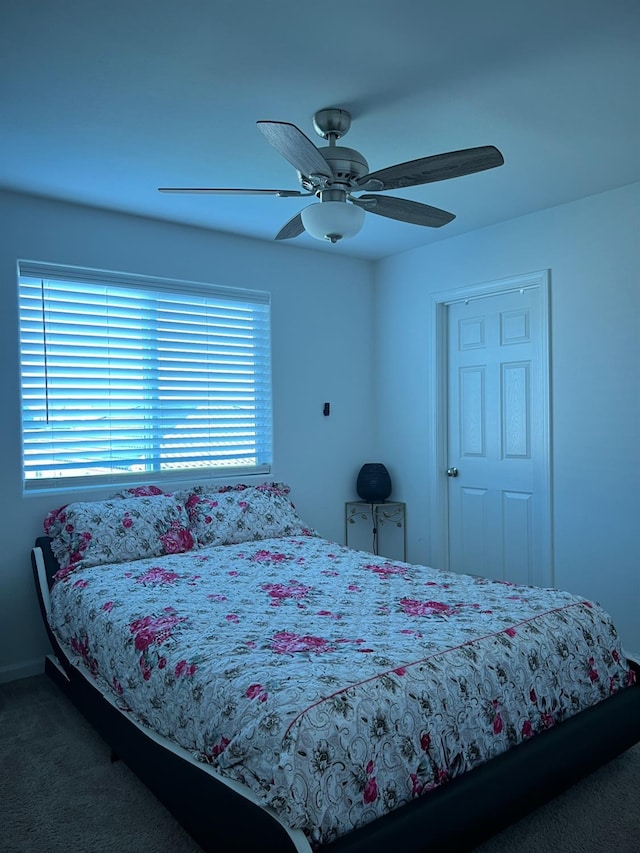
left=447, top=467, right=459, bottom=478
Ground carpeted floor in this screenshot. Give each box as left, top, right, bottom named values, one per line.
left=1, top=674, right=639, bottom=852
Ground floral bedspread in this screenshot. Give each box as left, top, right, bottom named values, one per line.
left=49, top=536, right=635, bottom=847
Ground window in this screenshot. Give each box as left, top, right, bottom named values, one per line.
left=18, top=261, right=272, bottom=492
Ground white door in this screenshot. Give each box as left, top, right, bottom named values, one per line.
left=436, top=273, right=552, bottom=587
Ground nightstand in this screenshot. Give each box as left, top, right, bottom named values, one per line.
left=345, top=500, right=406, bottom=561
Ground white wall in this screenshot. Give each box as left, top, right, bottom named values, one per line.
left=0, top=190, right=376, bottom=681
left=373, top=182, right=640, bottom=657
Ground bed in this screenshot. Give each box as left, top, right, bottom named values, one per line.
left=31, top=481, right=640, bottom=852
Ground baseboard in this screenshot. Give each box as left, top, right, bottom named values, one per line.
left=0, top=657, right=44, bottom=684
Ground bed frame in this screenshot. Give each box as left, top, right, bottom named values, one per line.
left=32, top=535, right=640, bottom=852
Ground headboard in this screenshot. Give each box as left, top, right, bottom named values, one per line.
left=31, top=535, right=61, bottom=630
left=33, top=536, right=60, bottom=589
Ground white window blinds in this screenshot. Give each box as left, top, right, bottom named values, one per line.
left=18, top=262, right=272, bottom=491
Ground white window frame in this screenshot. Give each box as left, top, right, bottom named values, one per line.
left=18, top=261, right=272, bottom=493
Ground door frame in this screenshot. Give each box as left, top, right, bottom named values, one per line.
left=428, top=269, right=553, bottom=584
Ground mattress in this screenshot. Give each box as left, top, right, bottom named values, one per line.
left=48, top=535, right=635, bottom=847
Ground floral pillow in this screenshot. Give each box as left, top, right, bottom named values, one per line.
left=43, top=486, right=168, bottom=540
left=43, top=504, right=69, bottom=540
left=48, top=495, right=196, bottom=579
left=183, top=482, right=317, bottom=547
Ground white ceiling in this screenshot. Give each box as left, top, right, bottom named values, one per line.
left=1, top=0, right=638, bottom=261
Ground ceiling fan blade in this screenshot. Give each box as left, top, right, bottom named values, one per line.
left=257, top=121, right=333, bottom=180
left=158, top=187, right=305, bottom=197
left=274, top=211, right=305, bottom=241
left=357, top=145, right=504, bottom=191
left=352, top=194, right=455, bottom=227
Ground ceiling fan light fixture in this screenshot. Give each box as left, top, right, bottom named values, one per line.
left=301, top=201, right=365, bottom=243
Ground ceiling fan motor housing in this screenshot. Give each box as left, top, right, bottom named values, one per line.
left=299, top=146, right=369, bottom=193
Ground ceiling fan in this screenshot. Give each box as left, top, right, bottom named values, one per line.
left=158, top=108, right=504, bottom=244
